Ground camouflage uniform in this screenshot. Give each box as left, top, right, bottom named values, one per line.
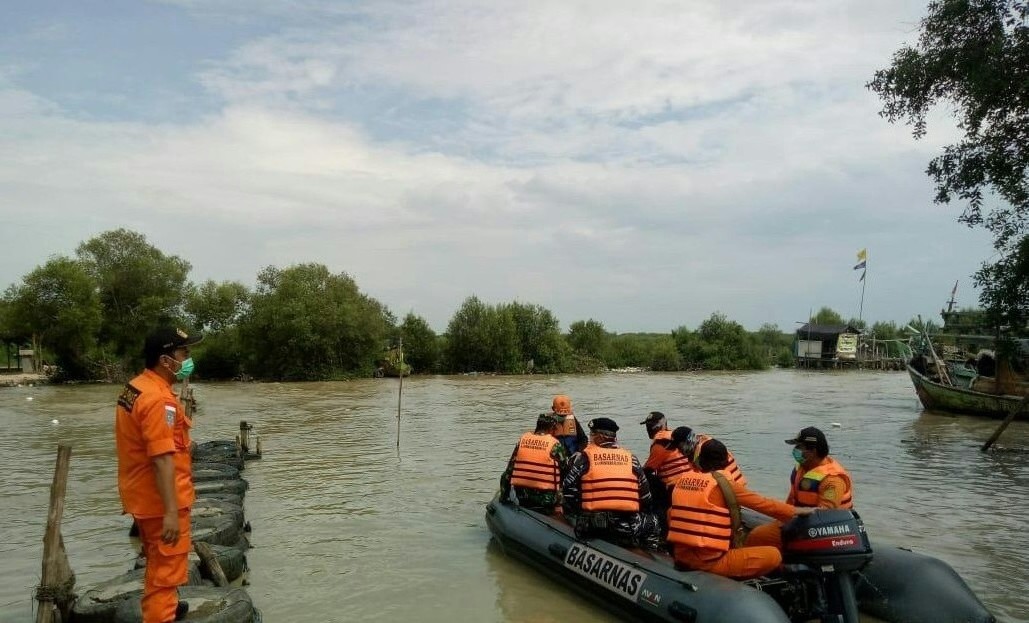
left=500, top=435, right=570, bottom=514
left=562, top=441, right=662, bottom=548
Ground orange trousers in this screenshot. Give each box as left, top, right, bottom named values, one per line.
left=745, top=521, right=784, bottom=549
left=674, top=546, right=782, bottom=579
left=135, top=509, right=191, bottom=623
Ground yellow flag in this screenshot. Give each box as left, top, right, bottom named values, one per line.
left=856, top=248, right=867, bottom=262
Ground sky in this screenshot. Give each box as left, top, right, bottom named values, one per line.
left=0, top=0, right=998, bottom=333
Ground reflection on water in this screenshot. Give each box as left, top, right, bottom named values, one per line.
left=1, top=371, right=1027, bottom=622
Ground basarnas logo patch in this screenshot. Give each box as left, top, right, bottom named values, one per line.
left=164, top=404, right=176, bottom=427
left=563, top=543, right=647, bottom=602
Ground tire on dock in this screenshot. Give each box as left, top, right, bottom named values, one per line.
left=194, top=478, right=248, bottom=497
left=192, top=499, right=245, bottom=531
left=71, top=564, right=202, bottom=623
left=113, top=586, right=257, bottom=623
left=193, top=511, right=243, bottom=547
left=194, top=491, right=245, bottom=507
left=192, top=463, right=242, bottom=482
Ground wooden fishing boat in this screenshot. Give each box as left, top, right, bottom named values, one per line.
left=907, top=362, right=1026, bottom=418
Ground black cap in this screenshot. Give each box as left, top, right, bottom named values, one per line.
left=671, top=426, right=694, bottom=444
left=639, top=411, right=666, bottom=426
left=144, top=326, right=203, bottom=360
left=697, top=438, right=729, bottom=471
left=536, top=412, right=561, bottom=426
left=785, top=426, right=829, bottom=457
left=588, top=417, right=619, bottom=436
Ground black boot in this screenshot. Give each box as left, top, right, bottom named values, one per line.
left=175, top=600, right=189, bottom=621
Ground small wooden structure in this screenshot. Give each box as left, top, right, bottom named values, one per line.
left=793, top=324, right=862, bottom=369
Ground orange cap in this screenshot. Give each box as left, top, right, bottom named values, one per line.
left=552, top=394, right=573, bottom=415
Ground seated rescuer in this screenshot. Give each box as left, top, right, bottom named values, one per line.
left=746, top=426, right=854, bottom=550
left=667, top=439, right=814, bottom=579
left=682, top=430, right=747, bottom=486
left=499, top=413, right=570, bottom=514
left=641, top=412, right=693, bottom=489
left=561, top=417, right=662, bottom=549
left=551, top=394, right=588, bottom=455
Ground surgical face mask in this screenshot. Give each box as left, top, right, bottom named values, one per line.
left=173, top=357, right=195, bottom=381
left=792, top=447, right=805, bottom=463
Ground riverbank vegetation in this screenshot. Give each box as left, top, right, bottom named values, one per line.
left=1, top=229, right=915, bottom=382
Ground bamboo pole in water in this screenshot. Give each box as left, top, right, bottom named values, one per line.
left=36, top=445, right=74, bottom=623
left=396, top=336, right=404, bottom=450
left=981, top=396, right=1029, bottom=452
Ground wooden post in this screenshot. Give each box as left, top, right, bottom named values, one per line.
left=396, top=336, right=404, bottom=450
left=193, top=542, right=228, bottom=587
left=35, top=445, right=74, bottom=623
left=981, top=396, right=1029, bottom=452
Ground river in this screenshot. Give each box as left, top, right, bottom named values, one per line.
left=1, top=370, right=1027, bottom=622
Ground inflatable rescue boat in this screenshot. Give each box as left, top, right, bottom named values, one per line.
left=485, top=495, right=995, bottom=623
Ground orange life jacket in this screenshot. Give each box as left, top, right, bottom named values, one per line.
left=692, top=436, right=747, bottom=487
left=555, top=413, right=577, bottom=437
left=581, top=445, right=640, bottom=512
left=789, top=456, right=853, bottom=508
left=510, top=432, right=561, bottom=491
left=666, top=472, right=733, bottom=552
left=651, top=430, right=692, bottom=487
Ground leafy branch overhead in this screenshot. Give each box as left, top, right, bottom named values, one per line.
left=868, top=0, right=1029, bottom=334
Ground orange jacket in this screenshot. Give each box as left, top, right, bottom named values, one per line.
left=581, top=445, right=640, bottom=512
left=645, top=430, right=692, bottom=487
left=668, top=471, right=796, bottom=552
left=693, top=436, right=747, bottom=487
left=788, top=456, right=853, bottom=509
left=510, top=432, right=561, bottom=491
left=555, top=413, right=577, bottom=438
left=115, top=369, right=194, bottom=517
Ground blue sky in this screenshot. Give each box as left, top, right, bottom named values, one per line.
left=0, top=0, right=997, bottom=333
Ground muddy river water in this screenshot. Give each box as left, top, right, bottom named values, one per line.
left=1, top=370, right=1027, bottom=622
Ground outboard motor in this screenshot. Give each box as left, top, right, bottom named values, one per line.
left=778, top=509, right=873, bottom=623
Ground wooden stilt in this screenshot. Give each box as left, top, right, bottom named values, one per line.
left=981, top=397, right=1029, bottom=452
left=193, top=541, right=228, bottom=587
left=35, top=445, right=75, bottom=623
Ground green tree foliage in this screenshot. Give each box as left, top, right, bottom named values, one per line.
left=810, top=307, right=845, bottom=325
left=240, top=263, right=392, bottom=380
left=870, top=321, right=900, bottom=341
left=869, top=0, right=1029, bottom=335
left=2, top=257, right=102, bottom=379
left=649, top=336, right=683, bottom=371
left=674, top=313, right=767, bottom=370
left=755, top=323, right=794, bottom=368
left=397, top=312, right=440, bottom=373
left=77, top=229, right=191, bottom=361
left=444, top=298, right=567, bottom=373
left=445, top=296, right=493, bottom=373
left=567, top=319, right=610, bottom=360
left=504, top=302, right=568, bottom=373
left=185, top=280, right=250, bottom=332
left=846, top=317, right=868, bottom=332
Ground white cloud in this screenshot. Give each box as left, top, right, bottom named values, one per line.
left=0, top=1, right=996, bottom=332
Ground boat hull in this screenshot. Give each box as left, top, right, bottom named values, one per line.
left=907, top=365, right=1024, bottom=418
left=487, top=499, right=995, bottom=623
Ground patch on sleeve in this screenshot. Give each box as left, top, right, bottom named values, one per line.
left=164, top=404, right=177, bottom=428
left=117, top=383, right=142, bottom=411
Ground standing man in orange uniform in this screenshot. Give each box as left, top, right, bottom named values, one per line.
left=116, top=327, right=202, bottom=623
left=746, top=426, right=854, bottom=550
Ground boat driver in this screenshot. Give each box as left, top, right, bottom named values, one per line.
left=745, top=426, right=854, bottom=550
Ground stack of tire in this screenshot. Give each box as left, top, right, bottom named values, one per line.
left=69, top=438, right=261, bottom=622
